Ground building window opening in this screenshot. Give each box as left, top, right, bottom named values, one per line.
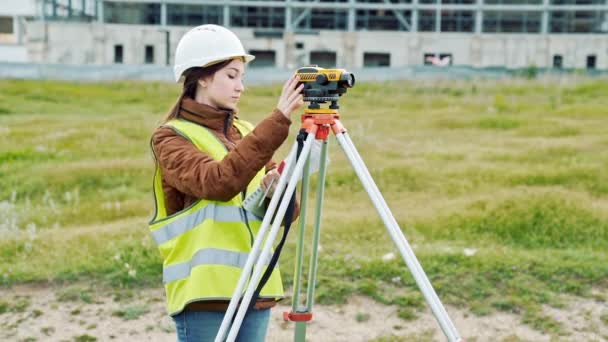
left=310, top=51, right=337, bottom=68
left=292, top=8, right=348, bottom=31
left=104, top=3, right=161, bottom=25
left=483, top=11, right=542, bottom=33
left=550, top=11, right=604, bottom=33
left=363, top=52, right=391, bottom=67
left=0, top=16, right=15, bottom=44
left=424, top=53, right=453, bottom=66
left=586, top=55, right=596, bottom=69
left=167, top=4, right=221, bottom=26
left=114, top=44, right=124, bottom=64
left=249, top=50, right=276, bottom=68
left=553, top=55, right=563, bottom=68
left=231, top=6, right=285, bottom=29
left=418, top=10, right=436, bottom=31
left=356, top=9, right=412, bottom=31
left=441, top=10, right=475, bottom=32
left=145, top=45, right=154, bottom=64
left=0, top=16, right=14, bottom=34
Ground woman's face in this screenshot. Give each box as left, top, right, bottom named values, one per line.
left=198, top=59, right=245, bottom=111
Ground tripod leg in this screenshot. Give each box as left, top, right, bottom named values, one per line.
left=334, top=132, right=463, bottom=342
left=292, top=150, right=311, bottom=313
left=294, top=139, right=330, bottom=342
left=225, top=132, right=318, bottom=342
left=306, top=138, right=329, bottom=311
left=292, top=145, right=312, bottom=342
left=215, top=143, right=299, bottom=342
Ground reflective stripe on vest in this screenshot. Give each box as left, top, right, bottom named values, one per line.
left=163, top=247, right=272, bottom=283
left=149, top=118, right=284, bottom=315
left=151, top=203, right=262, bottom=245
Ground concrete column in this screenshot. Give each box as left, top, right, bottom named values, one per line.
left=156, top=1, right=169, bottom=66
left=160, top=2, right=167, bottom=26
left=165, top=30, right=170, bottom=66
left=97, top=0, right=104, bottom=23
left=223, top=2, right=230, bottom=27
left=284, top=0, right=294, bottom=68
left=285, top=0, right=292, bottom=32
left=284, top=32, right=295, bottom=68
left=344, top=31, right=356, bottom=68
left=435, top=1, right=441, bottom=34
left=602, top=3, right=608, bottom=33
left=434, top=0, right=442, bottom=57
left=411, top=0, right=419, bottom=32
left=348, top=0, right=355, bottom=32
left=541, top=0, right=549, bottom=34
left=475, top=0, right=483, bottom=34
left=14, top=16, right=22, bottom=44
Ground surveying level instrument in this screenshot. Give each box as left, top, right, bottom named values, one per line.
left=216, top=67, right=464, bottom=342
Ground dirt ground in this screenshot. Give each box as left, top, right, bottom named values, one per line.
left=0, top=285, right=606, bottom=342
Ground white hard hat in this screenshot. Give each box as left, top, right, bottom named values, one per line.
left=173, top=24, right=255, bottom=82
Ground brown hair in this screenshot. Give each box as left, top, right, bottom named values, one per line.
left=162, top=59, right=234, bottom=123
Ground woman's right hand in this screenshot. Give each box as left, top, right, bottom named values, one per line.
left=276, top=75, right=305, bottom=119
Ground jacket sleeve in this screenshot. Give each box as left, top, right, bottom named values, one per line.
left=152, top=109, right=292, bottom=202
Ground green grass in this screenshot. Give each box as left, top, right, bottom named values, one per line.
left=1, top=76, right=607, bottom=337
left=112, top=304, right=150, bottom=320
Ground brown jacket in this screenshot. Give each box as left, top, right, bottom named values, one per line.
left=151, top=97, right=296, bottom=311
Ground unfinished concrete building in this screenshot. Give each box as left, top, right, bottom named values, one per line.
left=2, top=0, right=608, bottom=69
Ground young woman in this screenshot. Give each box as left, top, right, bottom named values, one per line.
left=149, top=24, right=303, bottom=341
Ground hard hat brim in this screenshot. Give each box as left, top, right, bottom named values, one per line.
left=175, top=54, right=256, bottom=83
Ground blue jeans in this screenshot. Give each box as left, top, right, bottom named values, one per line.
left=172, top=308, right=271, bottom=342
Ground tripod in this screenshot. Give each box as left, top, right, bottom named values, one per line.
left=215, top=107, right=463, bottom=342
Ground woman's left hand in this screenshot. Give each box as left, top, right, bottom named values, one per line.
left=261, top=169, right=280, bottom=198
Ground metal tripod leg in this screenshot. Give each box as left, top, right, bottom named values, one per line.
left=223, top=132, right=318, bottom=342
left=334, top=131, right=463, bottom=342
left=291, top=144, right=311, bottom=341
left=292, top=139, right=330, bottom=342
left=215, top=143, right=299, bottom=342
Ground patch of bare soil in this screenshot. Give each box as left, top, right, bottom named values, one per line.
left=0, top=285, right=606, bottom=342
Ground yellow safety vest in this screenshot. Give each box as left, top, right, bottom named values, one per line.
left=149, top=118, right=284, bottom=316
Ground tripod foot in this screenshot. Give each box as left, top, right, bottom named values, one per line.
left=283, top=311, right=313, bottom=322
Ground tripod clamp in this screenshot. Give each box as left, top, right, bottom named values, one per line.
left=283, top=310, right=314, bottom=322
